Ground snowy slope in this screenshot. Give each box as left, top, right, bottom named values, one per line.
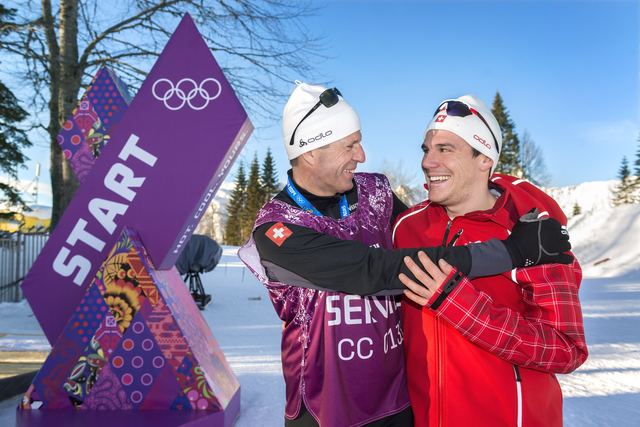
left=545, top=180, right=640, bottom=279
left=570, top=203, right=640, bottom=278
left=545, top=180, right=617, bottom=216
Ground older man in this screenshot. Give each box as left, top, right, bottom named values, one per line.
left=239, top=84, right=571, bottom=427
left=395, top=95, right=588, bottom=427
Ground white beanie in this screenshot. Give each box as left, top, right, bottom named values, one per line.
left=282, top=81, right=361, bottom=160
left=425, top=94, right=503, bottom=174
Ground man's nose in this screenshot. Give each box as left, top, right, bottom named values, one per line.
left=353, top=144, right=366, bottom=163
left=422, top=150, right=439, bottom=170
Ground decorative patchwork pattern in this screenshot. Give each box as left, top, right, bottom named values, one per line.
left=63, top=336, right=107, bottom=405
left=64, top=283, right=109, bottom=348
left=21, top=227, right=238, bottom=414
left=145, top=295, right=190, bottom=368
left=83, top=364, right=132, bottom=410
left=101, top=240, right=149, bottom=335
left=175, top=354, right=221, bottom=411
left=154, top=269, right=237, bottom=406
left=127, top=250, right=160, bottom=307
left=57, top=66, right=131, bottom=182
left=109, top=315, right=165, bottom=408
left=93, top=312, right=123, bottom=359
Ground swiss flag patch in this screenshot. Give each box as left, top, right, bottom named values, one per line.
left=435, top=114, right=446, bottom=123
left=266, top=222, right=293, bottom=247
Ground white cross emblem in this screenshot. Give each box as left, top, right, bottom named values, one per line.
left=272, top=227, right=286, bottom=239
left=267, top=222, right=292, bottom=246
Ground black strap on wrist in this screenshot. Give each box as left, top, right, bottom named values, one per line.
left=430, top=270, right=465, bottom=310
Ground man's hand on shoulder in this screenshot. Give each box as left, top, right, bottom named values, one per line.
left=502, top=209, right=574, bottom=268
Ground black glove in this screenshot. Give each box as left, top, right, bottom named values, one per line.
left=502, top=209, right=574, bottom=267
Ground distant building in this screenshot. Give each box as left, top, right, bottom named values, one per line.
left=0, top=204, right=51, bottom=233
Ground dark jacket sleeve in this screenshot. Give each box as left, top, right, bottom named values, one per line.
left=254, top=221, right=473, bottom=295
left=391, top=192, right=409, bottom=223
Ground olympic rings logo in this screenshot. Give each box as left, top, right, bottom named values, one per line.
left=151, top=78, right=222, bottom=111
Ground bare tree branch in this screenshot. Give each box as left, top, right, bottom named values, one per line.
left=78, top=0, right=182, bottom=69
left=1, top=0, right=325, bottom=228
left=520, top=130, right=551, bottom=187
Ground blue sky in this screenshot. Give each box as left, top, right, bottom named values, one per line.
left=240, top=0, right=639, bottom=188
left=11, top=0, right=640, bottom=205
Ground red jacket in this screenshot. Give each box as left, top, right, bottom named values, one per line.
left=392, top=175, right=588, bottom=427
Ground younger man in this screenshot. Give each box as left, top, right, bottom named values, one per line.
left=395, top=95, right=588, bottom=427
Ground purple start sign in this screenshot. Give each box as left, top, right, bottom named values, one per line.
left=21, top=14, right=253, bottom=345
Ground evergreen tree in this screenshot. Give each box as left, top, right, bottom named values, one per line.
left=224, top=163, right=247, bottom=245
left=572, top=202, right=582, bottom=216
left=635, top=136, right=640, bottom=177
left=0, top=5, right=32, bottom=218
left=491, top=92, right=522, bottom=177
left=612, top=156, right=634, bottom=206
left=630, top=136, right=640, bottom=201
left=243, top=153, right=264, bottom=240
left=261, top=148, right=279, bottom=203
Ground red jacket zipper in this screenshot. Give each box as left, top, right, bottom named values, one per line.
left=436, top=218, right=463, bottom=426
left=436, top=316, right=444, bottom=427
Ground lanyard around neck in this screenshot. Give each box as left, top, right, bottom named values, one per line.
left=286, top=176, right=350, bottom=218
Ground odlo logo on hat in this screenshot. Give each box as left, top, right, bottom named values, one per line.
left=473, top=134, right=491, bottom=150
left=299, top=130, right=333, bottom=147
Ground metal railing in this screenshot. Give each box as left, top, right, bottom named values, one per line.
left=0, top=232, right=49, bottom=302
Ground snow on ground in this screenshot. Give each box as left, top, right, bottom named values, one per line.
left=554, top=184, right=640, bottom=426
left=1, top=181, right=639, bottom=426
left=559, top=274, right=640, bottom=426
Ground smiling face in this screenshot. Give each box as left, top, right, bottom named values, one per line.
left=421, top=129, right=494, bottom=216
left=309, top=131, right=365, bottom=196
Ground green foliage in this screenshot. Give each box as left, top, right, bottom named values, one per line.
left=634, top=136, right=640, bottom=177
left=261, top=148, right=278, bottom=203
left=572, top=202, right=582, bottom=216
left=224, top=149, right=281, bottom=245
left=243, top=153, right=264, bottom=237
left=632, top=137, right=640, bottom=201
left=224, top=162, right=247, bottom=246
left=492, top=92, right=522, bottom=177
left=0, top=5, right=31, bottom=212
left=612, top=156, right=635, bottom=206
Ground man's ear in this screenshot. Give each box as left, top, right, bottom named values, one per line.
left=478, top=154, right=493, bottom=174
left=300, top=150, right=315, bottom=166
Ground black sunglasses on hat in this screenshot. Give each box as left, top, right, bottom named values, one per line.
left=433, top=100, right=500, bottom=153
left=289, top=87, right=342, bottom=146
